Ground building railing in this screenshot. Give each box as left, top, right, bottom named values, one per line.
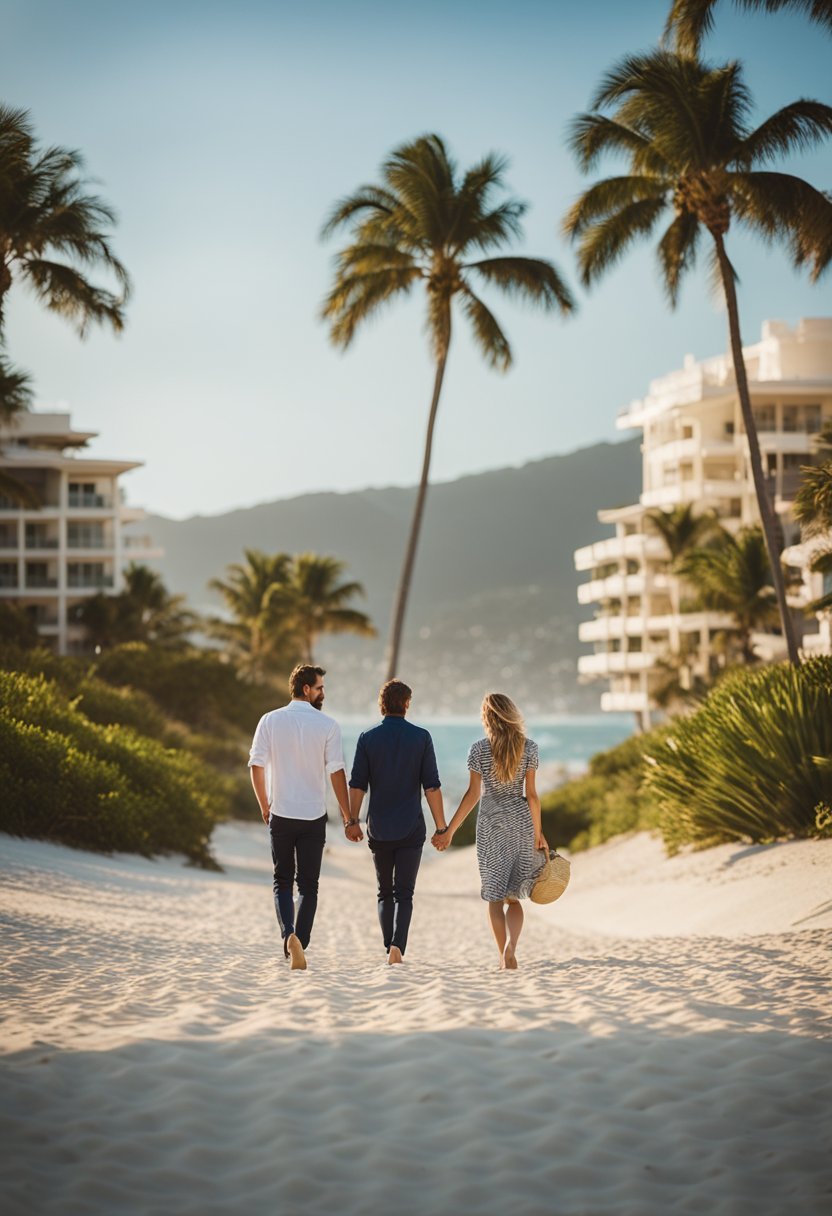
left=67, top=493, right=112, bottom=509
left=0, top=573, right=19, bottom=588
left=25, top=537, right=59, bottom=550
left=67, top=574, right=114, bottom=589
left=25, top=577, right=59, bottom=589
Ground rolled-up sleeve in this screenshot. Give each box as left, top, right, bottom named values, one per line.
left=248, top=714, right=270, bottom=768
left=420, top=733, right=441, bottom=790
left=349, top=733, right=369, bottom=790
left=325, top=720, right=346, bottom=774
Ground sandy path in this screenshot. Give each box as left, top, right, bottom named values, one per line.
left=1, top=824, right=830, bottom=1216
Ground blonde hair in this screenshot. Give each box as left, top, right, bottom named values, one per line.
left=481, top=693, right=526, bottom=784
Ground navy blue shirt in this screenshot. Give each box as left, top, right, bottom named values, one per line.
left=349, top=716, right=441, bottom=842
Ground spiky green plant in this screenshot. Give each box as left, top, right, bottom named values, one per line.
left=322, top=134, right=574, bottom=677
left=563, top=49, right=832, bottom=665
left=678, top=526, right=778, bottom=660
left=645, top=656, right=832, bottom=850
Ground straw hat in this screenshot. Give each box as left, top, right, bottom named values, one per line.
left=530, top=849, right=571, bottom=905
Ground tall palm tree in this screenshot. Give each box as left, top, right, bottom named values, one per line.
left=266, top=553, right=375, bottom=664
left=322, top=134, right=574, bottom=678
left=678, top=526, right=778, bottom=660
left=208, top=549, right=293, bottom=680
left=0, top=105, right=130, bottom=336
left=666, top=0, right=832, bottom=52
left=563, top=50, right=832, bottom=664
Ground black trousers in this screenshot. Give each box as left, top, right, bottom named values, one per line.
left=368, top=821, right=425, bottom=955
left=268, top=813, right=326, bottom=949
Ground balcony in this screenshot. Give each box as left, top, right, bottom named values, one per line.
left=67, top=575, right=114, bottom=590
left=601, top=690, right=650, bottom=713
left=578, top=651, right=657, bottom=676
left=640, top=478, right=745, bottom=508
left=574, top=533, right=666, bottom=572
left=577, top=572, right=646, bottom=604
left=24, top=537, right=59, bottom=550
left=67, top=493, right=113, bottom=509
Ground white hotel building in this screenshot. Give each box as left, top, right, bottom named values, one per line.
left=0, top=409, right=161, bottom=654
left=574, top=318, right=832, bottom=726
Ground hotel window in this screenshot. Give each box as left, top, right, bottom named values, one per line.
left=782, top=405, right=798, bottom=432
left=67, top=522, right=106, bottom=548
left=804, top=404, right=821, bottom=433
left=67, top=562, right=108, bottom=588
left=0, top=562, right=17, bottom=587
left=752, top=405, right=775, bottom=431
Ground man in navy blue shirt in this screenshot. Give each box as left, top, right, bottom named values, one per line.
left=349, top=679, right=447, bottom=964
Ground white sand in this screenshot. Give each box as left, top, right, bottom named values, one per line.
left=1, top=823, right=830, bottom=1216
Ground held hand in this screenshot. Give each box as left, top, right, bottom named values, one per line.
left=345, top=822, right=364, bottom=843
left=432, top=829, right=451, bottom=852
left=535, top=830, right=549, bottom=852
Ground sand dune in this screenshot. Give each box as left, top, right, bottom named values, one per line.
left=1, top=824, right=830, bottom=1215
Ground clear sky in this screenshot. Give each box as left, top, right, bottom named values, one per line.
left=3, top=0, right=831, bottom=518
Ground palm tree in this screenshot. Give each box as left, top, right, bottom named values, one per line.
left=267, top=553, right=375, bottom=663
left=563, top=49, right=832, bottom=664
left=677, top=526, right=778, bottom=660
left=0, top=356, right=39, bottom=507
left=794, top=429, right=832, bottom=611
left=666, top=0, right=832, bottom=52
left=646, top=503, right=720, bottom=564
left=0, top=105, right=130, bottom=336
left=322, top=134, right=574, bottom=678
left=208, top=549, right=293, bottom=680
left=72, top=564, right=195, bottom=650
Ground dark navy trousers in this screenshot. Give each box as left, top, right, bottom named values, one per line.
left=368, top=820, right=425, bottom=955
left=268, top=813, right=326, bottom=948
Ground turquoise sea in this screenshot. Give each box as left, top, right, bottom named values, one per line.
left=338, top=714, right=634, bottom=808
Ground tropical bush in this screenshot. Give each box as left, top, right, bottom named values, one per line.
left=0, top=669, right=221, bottom=865
left=539, top=730, right=664, bottom=852
left=645, top=657, right=832, bottom=851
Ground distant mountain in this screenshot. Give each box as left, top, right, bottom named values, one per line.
left=134, top=438, right=641, bottom=714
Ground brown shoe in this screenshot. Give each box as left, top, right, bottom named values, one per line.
left=287, top=933, right=307, bottom=971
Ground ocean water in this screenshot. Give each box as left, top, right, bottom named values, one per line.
left=338, top=714, right=634, bottom=808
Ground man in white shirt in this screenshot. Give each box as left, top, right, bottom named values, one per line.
left=249, top=663, right=362, bottom=970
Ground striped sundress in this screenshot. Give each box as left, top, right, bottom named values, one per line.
left=468, top=736, right=545, bottom=902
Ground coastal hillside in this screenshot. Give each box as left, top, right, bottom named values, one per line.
left=136, top=438, right=641, bottom=713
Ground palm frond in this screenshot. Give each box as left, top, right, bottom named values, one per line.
left=656, top=209, right=701, bottom=304
left=459, top=288, right=512, bottom=371
left=739, top=99, right=832, bottom=165
left=22, top=258, right=126, bottom=336
left=667, top=1, right=832, bottom=54
left=563, top=175, right=668, bottom=237
left=0, top=357, right=33, bottom=422
left=567, top=113, right=669, bottom=173
left=321, top=266, right=421, bottom=348
left=570, top=197, right=667, bottom=286
left=464, top=255, right=575, bottom=314
left=732, top=170, right=832, bottom=279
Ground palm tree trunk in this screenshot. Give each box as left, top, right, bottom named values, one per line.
left=712, top=234, right=800, bottom=665
left=384, top=326, right=451, bottom=680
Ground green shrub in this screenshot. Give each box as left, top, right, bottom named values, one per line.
left=540, top=730, right=664, bottom=853
left=0, top=669, right=221, bottom=865
left=645, top=657, right=832, bottom=851
left=94, top=642, right=271, bottom=733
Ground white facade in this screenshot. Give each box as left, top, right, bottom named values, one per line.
left=0, top=409, right=161, bottom=654
left=574, top=318, right=832, bottom=722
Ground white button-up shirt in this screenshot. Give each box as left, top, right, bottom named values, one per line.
left=248, top=700, right=346, bottom=821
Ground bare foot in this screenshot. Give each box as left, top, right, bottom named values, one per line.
left=287, top=933, right=307, bottom=971
left=388, top=946, right=404, bottom=965
left=502, top=944, right=518, bottom=970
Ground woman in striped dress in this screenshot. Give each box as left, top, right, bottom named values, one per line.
left=436, top=693, right=547, bottom=969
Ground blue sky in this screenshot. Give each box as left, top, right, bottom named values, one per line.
left=3, top=0, right=831, bottom=518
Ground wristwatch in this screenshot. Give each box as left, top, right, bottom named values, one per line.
left=434, top=825, right=449, bottom=835
left=344, top=817, right=360, bottom=828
